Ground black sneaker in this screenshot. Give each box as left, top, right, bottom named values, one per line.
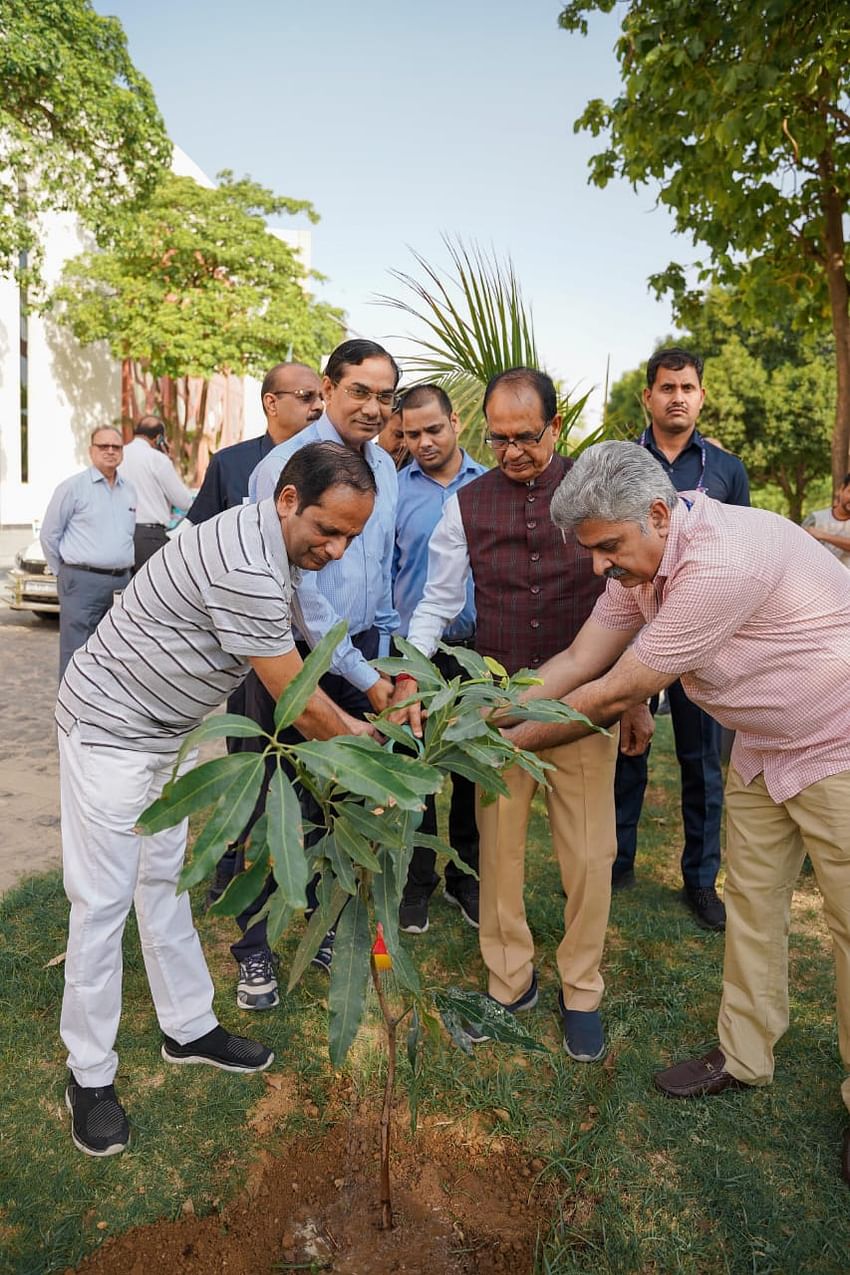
left=683, top=885, right=726, bottom=931
left=161, top=1025, right=273, bottom=1072
left=205, top=848, right=238, bottom=911
left=310, top=928, right=336, bottom=973
left=65, top=1072, right=129, bottom=1157
left=236, top=951, right=279, bottom=1011
left=444, top=878, right=480, bottom=929
left=399, top=896, right=429, bottom=934
left=464, top=969, right=539, bottom=1043
left=611, top=867, right=636, bottom=892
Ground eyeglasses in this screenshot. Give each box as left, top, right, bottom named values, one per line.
left=92, top=443, right=123, bottom=451
left=338, top=383, right=397, bottom=408
left=268, top=389, right=323, bottom=404
left=484, top=421, right=552, bottom=451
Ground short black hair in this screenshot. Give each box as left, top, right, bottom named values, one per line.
left=397, top=383, right=453, bottom=418
left=260, top=361, right=316, bottom=401
left=324, top=339, right=400, bottom=388
left=134, top=415, right=165, bottom=440
left=482, top=367, right=557, bottom=422
left=646, top=347, right=704, bottom=388
left=273, top=441, right=377, bottom=508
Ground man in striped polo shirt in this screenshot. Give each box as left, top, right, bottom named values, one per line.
left=56, top=443, right=376, bottom=1158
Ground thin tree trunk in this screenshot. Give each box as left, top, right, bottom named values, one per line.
left=120, top=359, right=134, bottom=439
left=818, top=145, right=850, bottom=489
left=370, top=958, right=396, bottom=1231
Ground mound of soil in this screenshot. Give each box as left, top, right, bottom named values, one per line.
left=73, top=1110, right=558, bottom=1274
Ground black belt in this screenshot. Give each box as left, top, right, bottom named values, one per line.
left=136, top=523, right=167, bottom=529
left=61, top=562, right=132, bottom=577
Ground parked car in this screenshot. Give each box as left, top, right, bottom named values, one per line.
left=4, top=538, right=59, bottom=615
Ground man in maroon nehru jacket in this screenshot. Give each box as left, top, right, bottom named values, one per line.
left=395, top=368, right=649, bottom=1062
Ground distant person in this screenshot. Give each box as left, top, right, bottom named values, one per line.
left=187, top=362, right=324, bottom=911
left=40, top=427, right=136, bottom=680
left=392, top=385, right=486, bottom=934
left=57, top=442, right=377, bottom=1158
left=187, top=362, right=323, bottom=524
left=501, top=440, right=850, bottom=1187
left=377, top=407, right=409, bottom=468
left=803, top=473, right=850, bottom=568
left=119, top=417, right=194, bottom=571
left=613, top=347, right=750, bottom=931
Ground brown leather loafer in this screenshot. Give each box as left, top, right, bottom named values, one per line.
left=842, top=1128, right=850, bottom=1186
left=654, top=1047, right=752, bottom=1098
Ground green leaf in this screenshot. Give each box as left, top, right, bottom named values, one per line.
left=274, top=620, right=348, bottom=731
left=174, top=712, right=269, bottom=770
left=437, top=747, right=510, bottom=798
left=372, top=847, right=403, bottom=958
left=326, top=834, right=357, bottom=896
left=175, top=755, right=266, bottom=892
left=286, top=878, right=347, bottom=992
left=512, top=699, right=605, bottom=733
left=139, top=753, right=262, bottom=833
left=207, top=840, right=270, bottom=918
left=333, top=814, right=382, bottom=872
left=374, top=717, right=426, bottom=754
left=443, top=710, right=490, bottom=744
left=341, top=801, right=406, bottom=849
left=434, top=988, right=548, bottom=1053
left=413, top=831, right=479, bottom=881
left=290, top=739, right=441, bottom=809
left=265, top=891, right=294, bottom=947
left=435, top=642, right=491, bottom=681
left=483, top=655, right=508, bottom=679
left=328, top=891, right=371, bottom=1068
left=438, top=1006, right=474, bottom=1056
left=266, top=764, right=308, bottom=909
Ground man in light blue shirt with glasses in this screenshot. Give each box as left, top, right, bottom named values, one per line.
left=393, top=384, right=486, bottom=935
left=229, top=339, right=400, bottom=1006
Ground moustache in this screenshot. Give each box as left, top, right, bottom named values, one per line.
left=604, top=565, right=628, bottom=580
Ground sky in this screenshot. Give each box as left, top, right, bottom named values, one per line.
left=96, top=0, right=687, bottom=421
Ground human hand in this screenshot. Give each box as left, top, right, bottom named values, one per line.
left=345, top=713, right=379, bottom=739
left=366, top=676, right=394, bottom=714
left=387, top=676, right=424, bottom=737
left=619, top=703, right=654, bottom=756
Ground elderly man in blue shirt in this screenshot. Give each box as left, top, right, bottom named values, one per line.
left=225, top=339, right=400, bottom=1010
left=41, top=426, right=137, bottom=679
left=392, top=384, right=486, bottom=934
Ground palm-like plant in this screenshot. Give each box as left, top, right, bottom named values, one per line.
left=379, top=236, right=603, bottom=461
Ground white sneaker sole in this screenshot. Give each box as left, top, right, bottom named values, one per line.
left=399, top=918, right=429, bottom=934
left=443, top=891, right=479, bottom=930
left=65, top=1090, right=127, bottom=1156
left=236, top=990, right=280, bottom=1011
left=160, top=1045, right=274, bottom=1073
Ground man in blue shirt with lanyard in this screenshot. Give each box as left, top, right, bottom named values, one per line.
left=614, top=347, right=749, bottom=930
left=227, top=339, right=399, bottom=1009
left=392, top=385, right=486, bottom=934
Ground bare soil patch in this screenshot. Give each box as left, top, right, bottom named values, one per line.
left=73, top=1108, right=560, bottom=1274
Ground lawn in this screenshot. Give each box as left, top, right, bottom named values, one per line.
left=0, top=717, right=847, bottom=1273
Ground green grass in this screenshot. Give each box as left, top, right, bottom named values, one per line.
left=1, top=718, right=848, bottom=1273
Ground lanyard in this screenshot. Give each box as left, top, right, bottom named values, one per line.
left=639, top=428, right=707, bottom=493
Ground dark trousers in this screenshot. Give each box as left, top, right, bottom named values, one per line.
left=57, top=564, right=131, bottom=681
left=230, top=628, right=378, bottom=963
left=403, top=648, right=479, bottom=901
left=613, top=679, right=723, bottom=889
left=133, top=523, right=169, bottom=572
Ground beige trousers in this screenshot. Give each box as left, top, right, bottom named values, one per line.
left=476, top=729, right=618, bottom=1009
left=719, top=765, right=850, bottom=1114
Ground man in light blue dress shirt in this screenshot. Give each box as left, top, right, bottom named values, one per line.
left=230, top=339, right=401, bottom=1008
left=41, top=426, right=137, bottom=679
left=393, top=385, right=486, bottom=935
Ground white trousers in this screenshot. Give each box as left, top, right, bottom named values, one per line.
left=59, top=724, right=218, bottom=1086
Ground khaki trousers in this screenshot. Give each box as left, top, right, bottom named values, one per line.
left=476, top=729, right=618, bottom=1008
left=719, top=765, right=850, bottom=1115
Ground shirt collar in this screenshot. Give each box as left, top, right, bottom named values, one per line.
left=644, top=425, right=703, bottom=457
left=408, top=449, right=480, bottom=482
left=89, top=466, right=126, bottom=487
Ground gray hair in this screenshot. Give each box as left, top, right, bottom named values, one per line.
left=551, top=441, right=677, bottom=533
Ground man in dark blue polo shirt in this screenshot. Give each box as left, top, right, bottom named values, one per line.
left=614, top=347, right=749, bottom=930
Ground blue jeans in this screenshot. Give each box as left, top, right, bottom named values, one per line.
left=613, top=680, right=723, bottom=889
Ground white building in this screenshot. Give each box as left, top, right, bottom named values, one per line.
left=0, top=146, right=311, bottom=528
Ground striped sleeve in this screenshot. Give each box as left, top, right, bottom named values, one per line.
left=202, top=566, right=295, bottom=657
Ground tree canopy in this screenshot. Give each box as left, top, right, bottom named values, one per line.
left=560, top=0, right=850, bottom=485
left=0, top=0, right=171, bottom=284
left=55, top=171, right=342, bottom=381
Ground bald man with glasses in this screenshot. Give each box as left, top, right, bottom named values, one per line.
left=41, top=426, right=137, bottom=680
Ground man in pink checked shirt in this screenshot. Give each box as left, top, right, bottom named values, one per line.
left=502, top=440, right=850, bottom=1187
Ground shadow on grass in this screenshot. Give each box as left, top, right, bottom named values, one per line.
left=1, top=720, right=848, bottom=1273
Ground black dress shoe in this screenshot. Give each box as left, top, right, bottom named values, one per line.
left=654, top=1047, right=751, bottom=1098
left=682, top=885, right=726, bottom=930
left=842, top=1128, right=850, bottom=1186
